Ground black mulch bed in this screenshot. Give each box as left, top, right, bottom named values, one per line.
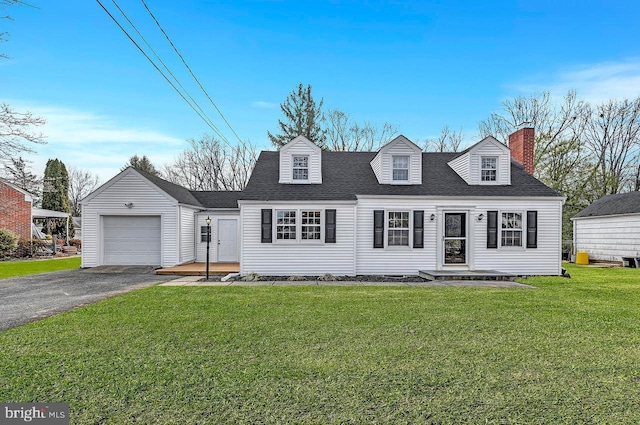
left=241, top=275, right=429, bottom=283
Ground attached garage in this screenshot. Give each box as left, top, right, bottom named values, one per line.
left=81, top=167, right=203, bottom=268
left=103, top=216, right=161, bottom=265
left=82, top=167, right=242, bottom=269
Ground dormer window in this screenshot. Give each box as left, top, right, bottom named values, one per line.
left=481, top=157, right=497, bottom=182
left=392, top=156, right=409, bottom=181
left=292, top=156, right=309, bottom=180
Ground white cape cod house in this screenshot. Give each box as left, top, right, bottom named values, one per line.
left=82, top=127, right=564, bottom=276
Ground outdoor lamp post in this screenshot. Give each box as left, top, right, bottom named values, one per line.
left=205, top=216, right=211, bottom=280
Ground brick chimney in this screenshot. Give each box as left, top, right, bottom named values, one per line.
left=508, top=125, right=535, bottom=175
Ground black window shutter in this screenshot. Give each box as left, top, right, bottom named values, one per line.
left=527, top=211, right=538, bottom=248
left=487, top=211, right=498, bottom=249
left=261, top=209, right=272, bottom=243
left=325, top=209, right=336, bottom=243
left=373, top=210, right=384, bottom=248
left=413, top=210, right=424, bottom=248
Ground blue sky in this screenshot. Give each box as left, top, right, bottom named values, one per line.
left=3, top=0, right=640, bottom=182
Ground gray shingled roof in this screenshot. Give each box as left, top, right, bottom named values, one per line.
left=134, top=168, right=243, bottom=208
left=573, top=191, right=640, bottom=218
left=241, top=151, right=561, bottom=200
left=191, top=191, right=243, bottom=209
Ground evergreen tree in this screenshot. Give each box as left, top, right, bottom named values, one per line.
left=42, top=159, right=75, bottom=239
left=267, top=83, right=327, bottom=149
left=2, top=157, right=42, bottom=206
left=123, top=154, right=161, bottom=176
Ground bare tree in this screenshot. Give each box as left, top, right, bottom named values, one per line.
left=0, top=103, right=46, bottom=162
left=423, top=125, right=465, bottom=152
left=583, top=97, right=640, bottom=198
left=324, top=109, right=398, bottom=151
left=1, top=2, right=46, bottom=159
left=478, top=91, right=592, bottom=241
left=68, top=167, right=100, bottom=216
left=163, top=135, right=258, bottom=191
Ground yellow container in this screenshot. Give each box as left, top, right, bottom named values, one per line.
left=575, top=251, right=589, bottom=265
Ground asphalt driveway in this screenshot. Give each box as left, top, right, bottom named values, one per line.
left=0, top=266, right=174, bottom=331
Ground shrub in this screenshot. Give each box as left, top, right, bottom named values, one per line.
left=0, top=229, right=19, bottom=258
left=319, top=273, right=337, bottom=281
left=242, top=272, right=261, bottom=281
left=288, top=275, right=306, bottom=281
left=15, top=239, right=52, bottom=258
left=69, top=238, right=82, bottom=249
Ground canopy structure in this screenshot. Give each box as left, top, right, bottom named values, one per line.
left=32, top=208, right=70, bottom=243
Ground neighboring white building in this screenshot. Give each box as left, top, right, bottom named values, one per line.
left=82, top=127, right=565, bottom=276
left=572, top=191, right=640, bottom=262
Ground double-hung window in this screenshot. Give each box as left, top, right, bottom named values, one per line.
left=388, top=211, right=409, bottom=246
left=200, top=226, right=210, bottom=243
left=481, top=157, right=497, bottom=182
left=392, top=156, right=409, bottom=181
left=292, top=156, right=309, bottom=180
left=276, top=210, right=296, bottom=240
left=301, top=210, right=321, bottom=240
left=501, top=212, right=522, bottom=247
left=276, top=209, right=322, bottom=241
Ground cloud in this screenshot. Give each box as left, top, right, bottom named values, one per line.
left=2, top=101, right=187, bottom=181
left=512, top=58, right=640, bottom=104
left=251, top=101, right=277, bottom=109
left=30, top=106, right=184, bottom=145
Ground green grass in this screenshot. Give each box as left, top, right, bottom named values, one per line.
left=1, top=264, right=639, bottom=424
left=0, top=257, right=81, bottom=279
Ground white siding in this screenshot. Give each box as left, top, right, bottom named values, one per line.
left=448, top=154, right=470, bottom=183
left=370, top=154, right=382, bottom=182
left=469, top=143, right=511, bottom=185
left=241, top=203, right=356, bottom=275
left=471, top=200, right=562, bottom=275
left=356, top=199, right=437, bottom=274
left=81, top=169, right=180, bottom=268
left=372, top=136, right=422, bottom=185
left=574, top=214, right=640, bottom=261
left=356, top=197, right=563, bottom=276
left=448, top=137, right=511, bottom=186
left=279, top=137, right=322, bottom=184
left=195, top=211, right=240, bottom=262
left=179, top=205, right=198, bottom=264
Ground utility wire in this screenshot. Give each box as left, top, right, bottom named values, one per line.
left=141, top=0, right=245, bottom=146
left=96, top=0, right=231, bottom=144
left=108, top=0, right=231, bottom=146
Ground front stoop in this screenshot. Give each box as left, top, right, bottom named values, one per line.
left=419, top=270, right=517, bottom=281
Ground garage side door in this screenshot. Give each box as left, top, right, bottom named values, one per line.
left=103, top=216, right=161, bottom=265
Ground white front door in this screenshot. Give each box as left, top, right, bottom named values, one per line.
left=217, top=219, right=238, bottom=262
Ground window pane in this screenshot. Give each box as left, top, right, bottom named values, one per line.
left=388, top=211, right=409, bottom=246
left=293, top=156, right=309, bottom=180
left=277, top=210, right=297, bottom=240
left=300, top=210, right=321, bottom=240
left=392, top=156, right=409, bottom=181
left=481, top=157, right=497, bottom=181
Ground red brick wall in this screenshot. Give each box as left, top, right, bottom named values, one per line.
left=508, top=127, right=535, bottom=175
left=0, top=181, right=32, bottom=240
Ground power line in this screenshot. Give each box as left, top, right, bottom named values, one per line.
left=141, top=0, right=245, bottom=146
left=107, top=0, right=231, bottom=146
left=96, top=0, right=232, bottom=144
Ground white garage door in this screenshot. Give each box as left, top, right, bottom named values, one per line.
left=103, top=216, right=161, bottom=265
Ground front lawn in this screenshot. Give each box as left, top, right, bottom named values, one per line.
left=1, top=264, right=639, bottom=423
left=0, top=257, right=81, bottom=279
